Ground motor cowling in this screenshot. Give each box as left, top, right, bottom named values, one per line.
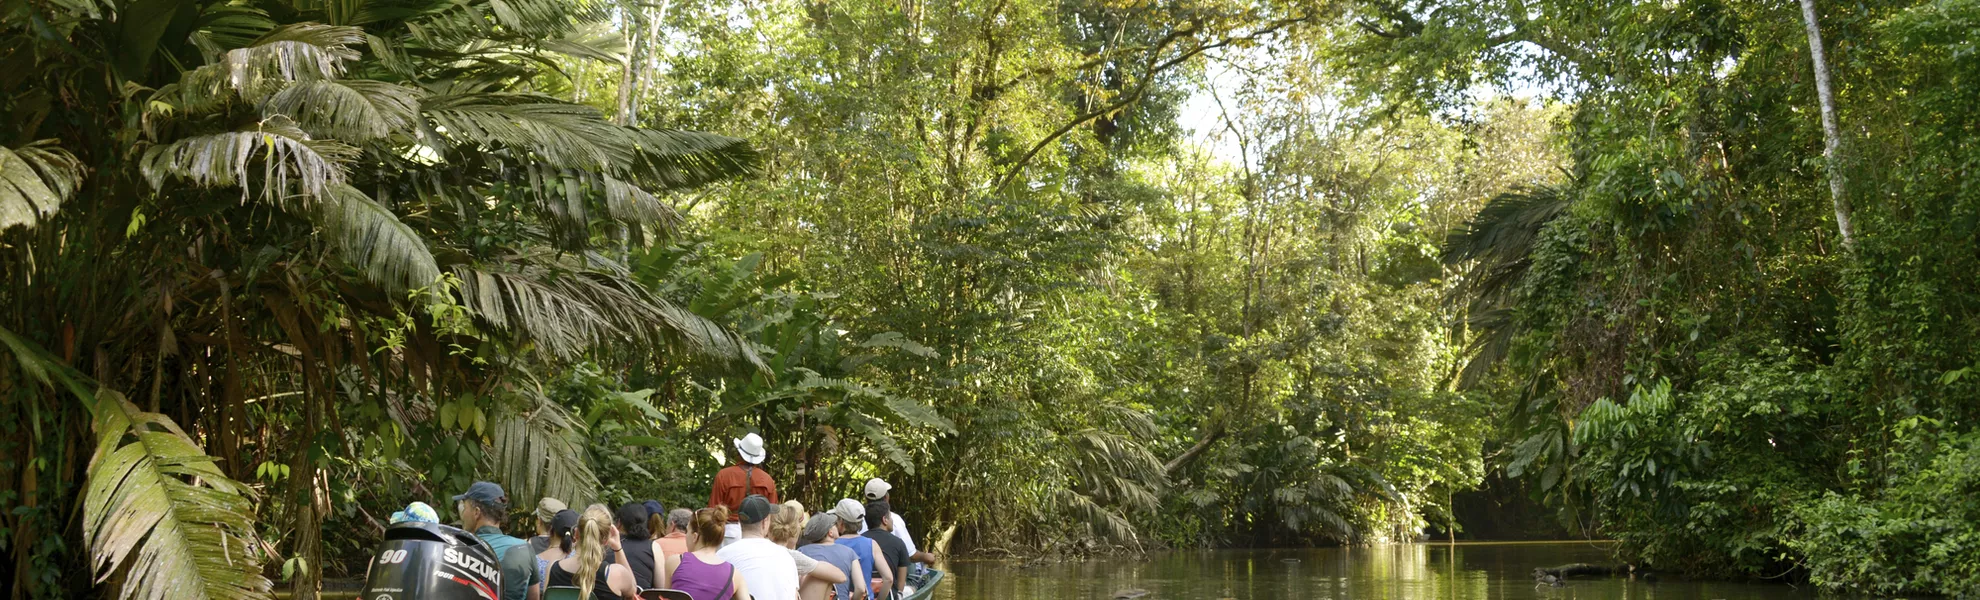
left=360, top=522, right=502, bottom=600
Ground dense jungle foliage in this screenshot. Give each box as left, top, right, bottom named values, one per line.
left=4, top=0, right=1980, bottom=595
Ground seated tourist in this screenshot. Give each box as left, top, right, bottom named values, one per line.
left=658, top=508, right=693, bottom=558
left=663, top=507, right=751, bottom=600
left=861, top=479, right=937, bottom=568
left=860, top=500, right=909, bottom=597
left=717, top=496, right=798, bottom=600
left=453, top=482, right=538, bottom=600
left=533, top=509, right=578, bottom=591
left=617, top=502, right=661, bottom=590
left=798, top=513, right=866, bottom=600
left=546, top=505, right=637, bottom=600
left=770, top=502, right=844, bottom=600
left=832, top=499, right=890, bottom=599
left=529, top=497, right=568, bottom=554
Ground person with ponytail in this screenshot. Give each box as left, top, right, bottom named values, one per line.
left=662, top=506, right=752, bottom=600
left=548, top=505, right=638, bottom=600
left=533, top=509, right=579, bottom=596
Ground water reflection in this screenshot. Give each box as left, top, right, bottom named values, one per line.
left=936, top=542, right=1817, bottom=600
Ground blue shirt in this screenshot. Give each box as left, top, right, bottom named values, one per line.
left=834, top=535, right=879, bottom=599
left=800, top=543, right=861, bottom=600
left=475, top=526, right=539, bottom=600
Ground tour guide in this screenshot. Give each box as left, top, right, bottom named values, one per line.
left=707, top=433, right=780, bottom=543
left=454, top=481, right=540, bottom=600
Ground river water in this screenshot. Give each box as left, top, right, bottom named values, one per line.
left=933, top=542, right=1817, bottom=600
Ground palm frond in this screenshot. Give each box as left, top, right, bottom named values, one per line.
left=598, top=174, right=679, bottom=226
left=487, top=387, right=599, bottom=508
left=620, top=128, right=759, bottom=191
left=83, top=390, right=271, bottom=600
left=483, top=0, right=594, bottom=38
left=454, top=265, right=610, bottom=357
left=883, top=397, right=956, bottom=433
left=537, top=25, right=625, bottom=63
left=167, top=23, right=366, bottom=113
left=422, top=94, right=625, bottom=170
left=140, top=120, right=357, bottom=200
left=264, top=80, right=422, bottom=141
left=1441, top=183, right=1572, bottom=267
left=404, top=3, right=494, bottom=49
left=1066, top=428, right=1164, bottom=513
left=404, top=0, right=609, bottom=48
left=560, top=271, right=766, bottom=369
left=0, top=327, right=271, bottom=600
left=1, top=141, right=85, bottom=232
left=363, top=33, right=418, bottom=76
left=454, top=258, right=766, bottom=368
left=1048, top=487, right=1140, bottom=544
left=844, top=414, right=916, bottom=472
left=1443, top=183, right=1574, bottom=388
left=313, top=183, right=440, bottom=292
left=191, top=5, right=278, bottom=55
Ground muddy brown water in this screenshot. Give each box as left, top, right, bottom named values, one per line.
left=932, top=542, right=1820, bottom=600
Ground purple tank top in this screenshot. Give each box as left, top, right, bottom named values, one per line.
left=672, top=552, right=735, bottom=600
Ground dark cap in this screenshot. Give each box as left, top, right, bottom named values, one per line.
left=738, top=495, right=773, bottom=525
left=617, top=501, right=653, bottom=535
left=549, top=509, right=579, bottom=534
left=453, top=481, right=508, bottom=509
left=643, top=500, right=665, bottom=516
left=800, top=513, right=838, bottom=545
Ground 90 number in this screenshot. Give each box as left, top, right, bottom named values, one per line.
left=376, top=549, right=409, bottom=564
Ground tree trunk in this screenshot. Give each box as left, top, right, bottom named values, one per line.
left=638, top=0, right=669, bottom=110
left=269, top=294, right=324, bottom=600
left=1798, top=0, right=1854, bottom=251
left=1162, top=419, right=1225, bottom=476
left=614, top=0, right=649, bottom=126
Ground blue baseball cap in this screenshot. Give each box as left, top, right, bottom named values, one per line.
left=453, top=481, right=509, bottom=509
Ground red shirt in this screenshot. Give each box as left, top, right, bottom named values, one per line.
left=707, top=463, right=778, bottom=522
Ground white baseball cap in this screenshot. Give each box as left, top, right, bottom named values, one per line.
left=863, top=477, right=891, bottom=500
left=833, top=498, right=866, bottom=523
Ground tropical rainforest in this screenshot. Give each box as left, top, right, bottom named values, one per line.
left=4, top=0, right=1980, bottom=596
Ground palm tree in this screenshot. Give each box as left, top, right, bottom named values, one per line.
left=1, top=0, right=759, bottom=596
left=1440, top=183, right=1574, bottom=388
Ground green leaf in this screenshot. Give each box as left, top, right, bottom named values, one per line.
left=486, top=389, right=599, bottom=507
left=77, top=387, right=271, bottom=600
left=613, top=389, right=668, bottom=423
left=311, top=183, right=440, bottom=293
left=883, top=397, right=956, bottom=434
left=139, top=120, right=357, bottom=201
left=0, top=141, right=85, bottom=233
left=165, top=23, right=366, bottom=113
left=845, top=416, right=914, bottom=474
left=618, top=435, right=667, bottom=447
left=860, top=331, right=940, bottom=359
left=263, top=80, right=421, bottom=142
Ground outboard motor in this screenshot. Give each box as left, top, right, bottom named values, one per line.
left=361, top=522, right=502, bottom=600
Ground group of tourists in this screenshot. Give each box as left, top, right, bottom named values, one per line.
left=426, top=433, right=937, bottom=600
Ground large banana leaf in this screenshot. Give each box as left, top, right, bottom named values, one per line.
left=0, top=327, right=272, bottom=600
